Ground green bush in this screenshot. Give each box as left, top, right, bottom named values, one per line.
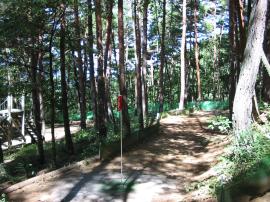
left=0, top=164, right=9, bottom=183
left=208, top=116, right=231, bottom=133
left=74, top=129, right=96, bottom=143
left=204, top=123, right=270, bottom=197
left=0, top=193, right=8, bottom=202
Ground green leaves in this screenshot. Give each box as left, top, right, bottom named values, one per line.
left=208, top=115, right=231, bottom=133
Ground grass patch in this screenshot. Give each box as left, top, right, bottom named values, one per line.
left=190, top=121, right=270, bottom=200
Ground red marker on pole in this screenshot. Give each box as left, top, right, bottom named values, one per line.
left=117, top=95, right=123, bottom=111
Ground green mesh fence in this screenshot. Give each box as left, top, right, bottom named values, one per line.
left=69, top=100, right=229, bottom=121
left=187, top=100, right=229, bottom=111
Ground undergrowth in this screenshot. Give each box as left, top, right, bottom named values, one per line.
left=193, top=120, right=270, bottom=200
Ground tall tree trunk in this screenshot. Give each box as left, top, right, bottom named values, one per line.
left=179, top=0, right=187, bottom=110
left=87, top=0, right=98, bottom=129
left=107, top=43, right=116, bottom=128
left=118, top=0, right=131, bottom=136
left=158, top=0, right=166, bottom=114
left=31, top=56, right=44, bottom=164
left=30, top=36, right=44, bottom=164
left=37, top=52, right=46, bottom=139
left=74, top=0, right=86, bottom=129
left=72, top=50, right=81, bottom=112
left=194, top=0, right=201, bottom=101
left=229, top=0, right=238, bottom=119
left=247, top=0, right=252, bottom=23
left=95, top=0, right=107, bottom=150
left=133, top=0, right=144, bottom=130
left=0, top=138, right=3, bottom=163
left=60, top=2, right=74, bottom=155
left=142, top=0, right=149, bottom=119
left=103, top=0, right=114, bottom=123
left=236, top=0, right=246, bottom=59
left=262, top=4, right=270, bottom=102
left=48, top=15, right=57, bottom=165
left=233, top=0, right=268, bottom=134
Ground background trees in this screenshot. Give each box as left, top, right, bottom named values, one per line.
left=0, top=0, right=268, bottom=164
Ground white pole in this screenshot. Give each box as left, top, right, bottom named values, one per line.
left=120, top=109, right=123, bottom=182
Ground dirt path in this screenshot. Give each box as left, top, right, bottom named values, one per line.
left=7, top=112, right=228, bottom=202
left=2, top=124, right=80, bottom=150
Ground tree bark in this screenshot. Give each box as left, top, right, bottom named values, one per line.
left=60, top=2, right=74, bottom=155
left=87, top=0, right=98, bottom=129
left=71, top=50, right=81, bottom=113
left=179, top=0, right=187, bottom=110
left=0, top=138, right=3, bottom=163
left=158, top=0, right=166, bottom=114
left=30, top=37, right=45, bottom=164
left=194, top=0, right=201, bottom=101
left=236, top=0, right=246, bottom=59
left=103, top=0, right=114, bottom=123
left=142, top=0, right=149, bottom=119
left=133, top=0, right=144, bottom=130
left=262, top=3, right=270, bottom=102
left=95, top=0, right=107, bottom=143
left=118, top=0, right=131, bottom=136
left=233, top=0, right=268, bottom=134
left=74, top=0, right=86, bottom=129
left=229, top=0, right=238, bottom=120
left=48, top=14, right=57, bottom=165
left=37, top=52, right=46, bottom=139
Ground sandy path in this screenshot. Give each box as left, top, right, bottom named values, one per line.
left=2, top=124, right=80, bottom=150
left=7, top=112, right=228, bottom=202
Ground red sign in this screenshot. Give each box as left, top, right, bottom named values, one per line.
left=117, top=95, right=123, bottom=111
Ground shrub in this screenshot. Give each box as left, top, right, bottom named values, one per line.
left=210, top=123, right=270, bottom=195
left=0, top=193, right=8, bottom=202
left=208, top=115, right=231, bottom=133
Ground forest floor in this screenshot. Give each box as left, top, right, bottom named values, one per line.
left=5, top=111, right=229, bottom=202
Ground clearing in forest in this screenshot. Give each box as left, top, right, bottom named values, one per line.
left=6, top=112, right=228, bottom=202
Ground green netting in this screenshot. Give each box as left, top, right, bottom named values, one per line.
left=187, top=100, right=229, bottom=111
left=69, top=100, right=229, bottom=121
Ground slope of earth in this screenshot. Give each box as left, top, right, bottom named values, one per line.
left=6, top=111, right=229, bottom=202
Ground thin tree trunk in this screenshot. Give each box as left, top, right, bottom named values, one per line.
left=95, top=0, right=107, bottom=156
left=118, top=0, right=131, bottom=136
left=133, top=0, right=144, bottom=130
left=60, top=2, right=74, bottom=155
left=48, top=15, right=57, bottom=165
left=74, top=0, right=86, bottom=129
left=262, top=4, right=270, bottom=102
left=31, top=55, right=44, bottom=164
left=229, top=0, right=237, bottom=119
left=212, top=3, right=217, bottom=100
left=194, top=0, right=201, bottom=101
left=37, top=52, right=46, bottom=139
left=247, top=0, right=252, bottom=23
left=104, top=0, right=114, bottom=123
left=107, top=43, right=116, bottom=128
left=87, top=0, right=98, bottom=129
left=233, top=0, right=268, bottom=134
left=0, top=138, right=3, bottom=163
left=236, top=0, right=246, bottom=59
left=142, top=0, right=149, bottom=119
left=179, top=0, right=187, bottom=110
left=30, top=35, right=45, bottom=164
left=158, top=0, right=166, bottom=115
